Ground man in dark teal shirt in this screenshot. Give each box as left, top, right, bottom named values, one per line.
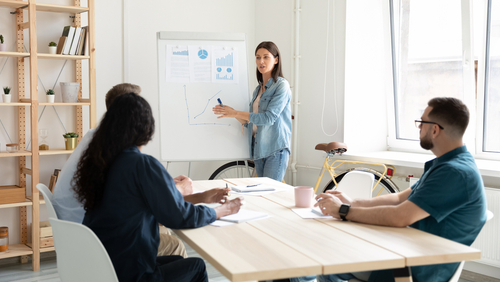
left=311, top=97, right=487, bottom=282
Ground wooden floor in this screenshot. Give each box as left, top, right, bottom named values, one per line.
left=0, top=244, right=497, bottom=282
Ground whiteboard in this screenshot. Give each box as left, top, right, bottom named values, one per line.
left=157, top=31, right=251, bottom=162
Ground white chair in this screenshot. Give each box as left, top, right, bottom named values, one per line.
left=336, top=171, right=375, bottom=199
left=49, top=217, right=118, bottom=282
left=36, top=183, right=58, bottom=219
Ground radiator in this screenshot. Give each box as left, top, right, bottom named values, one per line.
left=471, top=187, right=500, bottom=268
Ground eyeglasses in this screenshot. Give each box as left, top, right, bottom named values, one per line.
left=415, top=120, right=444, bottom=130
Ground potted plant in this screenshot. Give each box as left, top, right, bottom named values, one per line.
left=0, top=35, right=6, bottom=52
left=63, top=132, right=79, bottom=150
left=2, top=87, right=11, bottom=103
left=48, top=41, right=57, bottom=54
left=46, top=89, right=55, bottom=103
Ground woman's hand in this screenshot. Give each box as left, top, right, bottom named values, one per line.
left=213, top=105, right=237, bottom=118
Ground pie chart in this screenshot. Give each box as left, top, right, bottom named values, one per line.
left=198, top=49, right=208, bottom=59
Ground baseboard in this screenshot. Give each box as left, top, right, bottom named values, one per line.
left=464, top=261, right=500, bottom=281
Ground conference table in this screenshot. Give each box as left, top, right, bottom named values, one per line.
left=173, top=177, right=480, bottom=282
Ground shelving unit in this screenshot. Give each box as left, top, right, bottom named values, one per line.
left=0, top=0, right=96, bottom=271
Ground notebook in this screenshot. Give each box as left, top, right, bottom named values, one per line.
left=218, top=209, right=268, bottom=223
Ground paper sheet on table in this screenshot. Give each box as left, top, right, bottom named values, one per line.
left=292, top=208, right=331, bottom=219
left=210, top=220, right=236, bottom=227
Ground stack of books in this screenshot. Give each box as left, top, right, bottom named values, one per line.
left=56, top=25, right=88, bottom=55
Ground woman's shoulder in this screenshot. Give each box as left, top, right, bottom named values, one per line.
left=272, top=77, right=291, bottom=93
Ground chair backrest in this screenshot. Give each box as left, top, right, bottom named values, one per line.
left=336, top=171, right=375, bottom=199
left=49, top=218, right=118, bottom=282
left=448, top=210, right=494, bottom=282
left=36, top=183, right=58, bottom=219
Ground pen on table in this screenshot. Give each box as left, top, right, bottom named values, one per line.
left=246, top=184, right=261, bottom=187
left=217, top=98, right=224, bottom=107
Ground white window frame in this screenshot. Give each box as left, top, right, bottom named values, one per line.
left=386, top=0, right=500, bottom=160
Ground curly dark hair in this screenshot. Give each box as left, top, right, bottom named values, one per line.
left=73, top=93, right=155, bottom=212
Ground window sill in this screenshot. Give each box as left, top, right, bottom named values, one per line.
left=333, top=150, right=500, bottom=178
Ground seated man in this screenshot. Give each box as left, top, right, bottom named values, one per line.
left=52, top=83, right=228, bottom=258
left=300, top=97, right=487, bottom=282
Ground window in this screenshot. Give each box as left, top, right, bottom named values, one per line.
left=483, top=0, right=500, bottom=153
left=389, top=0, right=499, bottom=157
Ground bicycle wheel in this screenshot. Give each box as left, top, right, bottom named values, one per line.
left=209, top=161, right=256, bottom=180
left=322, top=167, right=400, bottom=197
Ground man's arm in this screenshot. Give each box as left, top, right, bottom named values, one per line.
left=347, top=200, right=430, bottom=227
left=316, top=188, right=429, bottom=227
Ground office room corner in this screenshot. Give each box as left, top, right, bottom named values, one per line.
left=1, top=0, right=499, bottom=282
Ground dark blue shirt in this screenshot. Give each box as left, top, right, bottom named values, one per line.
left=369, top=146, right=487, bottom=282
left=83, top=147, right=216, bottom=282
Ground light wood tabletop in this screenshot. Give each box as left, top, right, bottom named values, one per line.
left=173, top=177, right=481, bottom=282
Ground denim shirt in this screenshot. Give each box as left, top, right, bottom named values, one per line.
left=246, top=76, right=291, bottom=160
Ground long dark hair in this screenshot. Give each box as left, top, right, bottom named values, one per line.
left=73, top=93, right=155, bottom=212
left=255, top=41, right=284, bottom=84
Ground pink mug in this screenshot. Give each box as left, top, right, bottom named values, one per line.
left=294, top=186, right=314, bottom=208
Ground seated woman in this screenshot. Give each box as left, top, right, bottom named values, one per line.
left=73, top=93, right=242, bottom=282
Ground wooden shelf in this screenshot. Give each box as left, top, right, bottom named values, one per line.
left=26, top=195, right=46, bottom=205
left=26, top=243, right=54, bottom=253
left=0, top=0, right=27, bottom=9
left=0, top=244, right=33, bottom=259
left=0, top=102, right=31, bottom=106
left=0, top=51, right=30, bottom=58
left=36, top=3, right=88, bottom=14
left=39, top=149, right=74, bottom=155
left=0, top=198, right=34, bottom=209
left=39, top=102, right=90, bottom=106
left=38, top=53, right=90, bottom=60
left=0, top=150, right=31, bottom=157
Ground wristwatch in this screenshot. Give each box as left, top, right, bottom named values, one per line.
left=339, top=204, right=351, bottom=221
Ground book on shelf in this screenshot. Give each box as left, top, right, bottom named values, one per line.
left=48, top=169, right=61, bottom=192
left=76, top=26, right=88, bottom=56
left=62, top=26, right=75, bottom=55
left=69, top=26, right=82, bottom=55
left=56, top=36, right=66, bottom=54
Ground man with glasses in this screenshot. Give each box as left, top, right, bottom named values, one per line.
left=296, top=97, right=487, bottom=282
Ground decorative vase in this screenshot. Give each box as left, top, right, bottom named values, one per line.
left=2, top=94, right=11, bottom=103
left=64, top=137, right=77, bottom=150
left=46, top=95, right=55, bottom=103
left=0, top=43, right=6, bottom=52
left=48, top=46, right=57, bottom=54
left=60, top=82, right=80, bottom=103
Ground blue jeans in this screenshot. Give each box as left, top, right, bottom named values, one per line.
left=290, top=273, right=357, bottom=282
left=254, top=149, right=290, bottom=181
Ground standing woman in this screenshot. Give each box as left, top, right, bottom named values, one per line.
left=213, top=41, right=292, bottom=181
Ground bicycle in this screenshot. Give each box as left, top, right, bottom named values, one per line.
left=209, top=142, right=400, bottom=197
left=209, top=160, right=256, bottom=180
left=314, top=142, right=399, bottom=196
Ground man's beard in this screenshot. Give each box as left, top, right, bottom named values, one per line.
left=420, top=130, right=434, bottom=150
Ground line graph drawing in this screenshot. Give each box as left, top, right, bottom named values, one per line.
left=183, top=85, right=230, bottom=126
left=194, top=90, right=221, bottom=119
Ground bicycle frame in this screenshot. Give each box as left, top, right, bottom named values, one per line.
left=313, top=153, right=395, bottom=196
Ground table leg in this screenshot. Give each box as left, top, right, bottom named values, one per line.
left=393, top=267, right=413, bottom=282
